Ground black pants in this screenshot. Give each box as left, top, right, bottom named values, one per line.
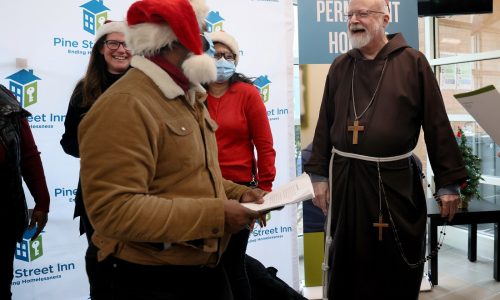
left=94, top=256, right=233, bottom=300
left=0, top=223, right=17, bottom=300
left=79, top=208, right=107, bottom=300
left=222, top=228, right=251, bottom=300
left=79, top=192, right=117, bottom=300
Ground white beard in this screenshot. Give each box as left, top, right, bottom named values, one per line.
left=348, top=23, right=384, bottom=49
left=349, top=27, right=371, bottom=49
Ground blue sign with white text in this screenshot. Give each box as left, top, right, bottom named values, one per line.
left=298, top=0, right=418, bottom=64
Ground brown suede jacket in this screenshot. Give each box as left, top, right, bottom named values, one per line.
left=78, top=56, right=250, bottom=266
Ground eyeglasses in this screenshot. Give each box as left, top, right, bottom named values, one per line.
left=346, top=10, right=385, bottom=20
left=104, top=40, right=129, bottom=50
left=214, top=52, right=235, bottom=61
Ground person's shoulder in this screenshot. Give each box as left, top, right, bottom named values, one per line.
left=232, top=81, right=260, bottom=96
left=0, top=84, right=17, bottom=102
left=100, top=69, right=150, bottom=100
left=389, top=46, right=431, bottom=72
left=334, top=52, right=351, bottom=63
left=328, top=53, right=351, bottom=73
left=399, top=46, right=426, bottom=58
left=406, top=48, right=433, bottom=70
left=89, top=73, right=142, bottom=111
left=233, top=80, right=255, bottom=91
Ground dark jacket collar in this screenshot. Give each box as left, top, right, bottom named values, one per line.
left=0, top=84, right=30, bottom=119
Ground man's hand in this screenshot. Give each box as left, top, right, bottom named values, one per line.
left=312, top=182, right=329, bottom=215
left=29, top=210, right=48, bottom=240
left=438, top=194, right=460, bottom=222
left=240, top=188, right=266, bottom=204
left=224, top=200, right=261, bottom=234
left=240, top=189, right=269, bottom=229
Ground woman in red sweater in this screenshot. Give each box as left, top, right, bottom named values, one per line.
left=0, top=84, right=50, bottom=300
left=206, top=30, right=276, bottom=300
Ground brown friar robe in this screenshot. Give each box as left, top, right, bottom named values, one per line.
left=305, top=33, right=468, bottom=300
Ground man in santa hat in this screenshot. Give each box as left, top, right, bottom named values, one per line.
left=78, top=0, right=265, bottom=299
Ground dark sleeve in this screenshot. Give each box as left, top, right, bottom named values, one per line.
left=19, top=118, right=50, bottom=212
left=61, top=81, right=86, bottom=158
left=418, top=53, right=468, bottom=188
left=304, top=70, right=334, bottom=178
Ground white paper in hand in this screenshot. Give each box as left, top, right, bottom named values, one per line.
left=455, top=85, right=500, bottom=146
left=241, top=173, right=315, bottom=212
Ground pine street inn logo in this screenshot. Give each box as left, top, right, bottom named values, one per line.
left=81, top=0, right=109, bottom=35
left=254, top=75, right=288, bottom=122
left=5, top=69, right=41, bottom=108
left=254, top=75, right=272, bottom=103
left=205, top=11, right=225, bottom=32
left=4, top=69, right=65, bottom=129
left=13, top=226, right=77, bottom=287
left=15, top=226, right=44, bottom=263
left=52, top=0, right=111, bottom=56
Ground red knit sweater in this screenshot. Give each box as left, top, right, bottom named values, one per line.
left=207, top=81, right=276, bottom=191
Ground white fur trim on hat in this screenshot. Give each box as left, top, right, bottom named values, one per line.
left=126, top=23, right=176, bottom=56
left=94, top=21, right=127, bottom=42
left=210, top=31, right=240, bottom=65
left=189, top=0, right=210, bottom=30
left=182, top=53, right=217, bottom=85
left=125, top=0, right=209, bottom=56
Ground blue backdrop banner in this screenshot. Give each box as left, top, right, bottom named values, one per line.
left=298, top=0, right=419, bottom=64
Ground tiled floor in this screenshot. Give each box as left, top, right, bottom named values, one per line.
left=419, top=244, right=500, bottom=299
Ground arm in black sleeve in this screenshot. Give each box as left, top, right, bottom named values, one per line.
left=61, top=81, right=87, bottom=158
left=419, top=54, right=468, bottom=188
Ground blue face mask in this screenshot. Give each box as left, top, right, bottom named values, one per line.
left=215, top=58, right=236, bottom=83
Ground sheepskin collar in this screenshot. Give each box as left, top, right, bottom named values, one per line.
left=131, top=56, right=207, bottom=106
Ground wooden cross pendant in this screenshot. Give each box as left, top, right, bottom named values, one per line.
left=348, top=120, right=364, bottom=144
left=373, top=214, right=389, bottom=241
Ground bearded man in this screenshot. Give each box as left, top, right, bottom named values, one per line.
left=304, top=0, right=468, bottom=298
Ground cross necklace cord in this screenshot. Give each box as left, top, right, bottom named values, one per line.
left=374, top=161, right=447, bottom=268
left=348, top=57, right=388, bottom=144
left=373, top=161, right=389, bottom=241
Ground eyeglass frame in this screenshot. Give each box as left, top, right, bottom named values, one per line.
left=213, top=52, right=236, bottom=62
left=103, top=40, right=129, bottom=51
left=345, top=9, right=386, bottom=20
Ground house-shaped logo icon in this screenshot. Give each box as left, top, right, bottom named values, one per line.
left=15, top=226, right=44, bottom=263
left=205, top=11, right=225, bottom=32
left=254, top=75, right=272, bottom=103
left=80, top=0, right=110, bottom=35
left=6, top=69, right=41, bottom=108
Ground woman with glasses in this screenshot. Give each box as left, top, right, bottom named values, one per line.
left=206, top=30, right=276, bottom=300
left=60, top=20, right=131, bottom=299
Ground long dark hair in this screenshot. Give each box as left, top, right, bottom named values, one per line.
left=73, top=35, right=109, bottom=107
left=228, top=72, right=254, bottom=85
left=203, top=72, right=254, bottom=90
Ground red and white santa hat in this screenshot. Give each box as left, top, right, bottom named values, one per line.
left=126, top=0, right=216, bottom=85
left=210, top=30, right=240, bottom=66
left=94, top=20, right=127, bottom=42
